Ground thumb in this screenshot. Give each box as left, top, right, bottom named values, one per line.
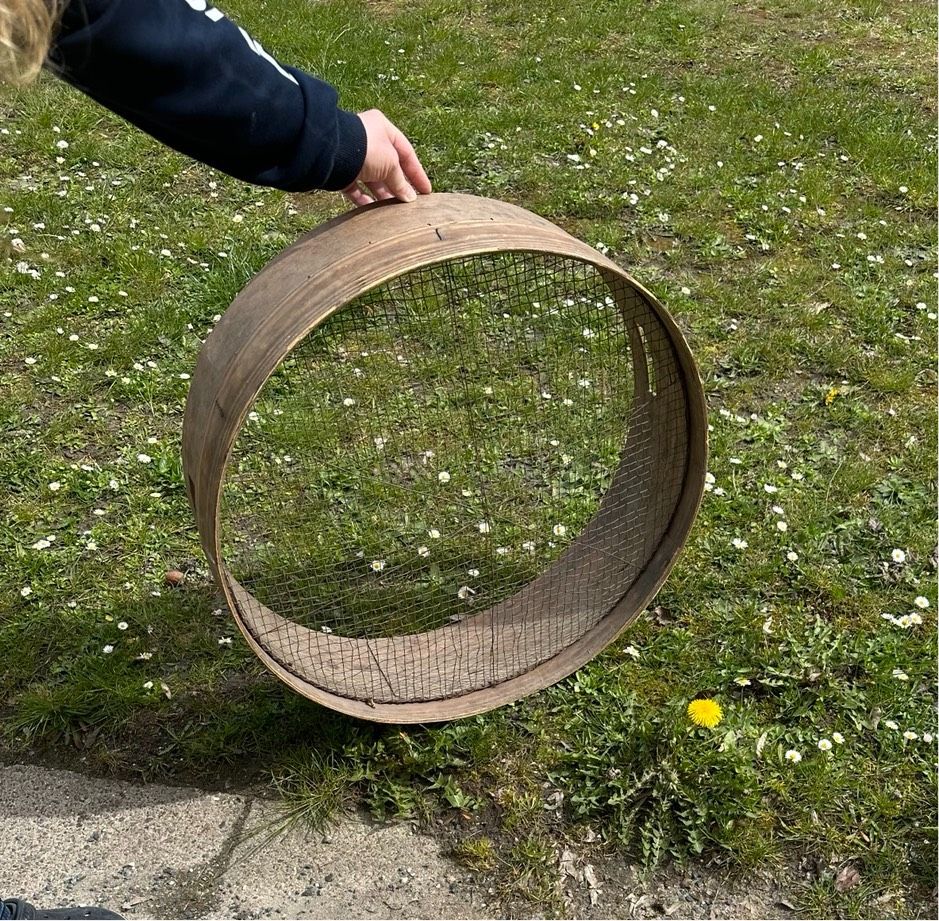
left=383, top=161, right=417, bottom=203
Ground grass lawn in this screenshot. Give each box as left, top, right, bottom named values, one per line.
left=1, top=0, right=936, bottom=916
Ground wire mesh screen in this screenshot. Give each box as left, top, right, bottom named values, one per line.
left=218, top=251, right=687, bottom=704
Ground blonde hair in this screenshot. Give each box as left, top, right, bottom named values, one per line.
left=1, top=0, right=59, bottom=84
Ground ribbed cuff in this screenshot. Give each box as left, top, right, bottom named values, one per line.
left=322, top=109, right=367, bottom=192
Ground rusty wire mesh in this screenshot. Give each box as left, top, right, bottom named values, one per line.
left=218, top=251, right=686, bottom=704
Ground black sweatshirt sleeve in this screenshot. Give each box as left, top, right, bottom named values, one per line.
left=46, top=0, right=367, bottom=192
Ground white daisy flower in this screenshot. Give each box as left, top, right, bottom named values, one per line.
left=438, top=471, right=451, bottom=483
left=784, top=749, right=802, bottom=764
left=764, top=484, right=778, bottom=494
left=786, top=551, right=799, bottom=562
left=914, top=596, right=929, bottom=609
left=20, top=586, right=32, bottom=598
left=467, top=568, right=480, bottom=577
left=428, top=529, right=441, bottom=540
left=832, top=732, right=845, bottom=744
left=884, top=719, right=899, bottom=730
left=102, top=644, right=114, bottom=654
left=891, top=548, right=906, bottom=563
left=48, top=481, right=61, bottom=491
left=218, top=636, right=233, bottom=645
left=478, top=521, right=490, bottom=534
left=342, top=397, right=356, bottom=407
left=776, top=521, right=788, bottom=532
left=623, top=645, right=640, bottom=659
left=553, top=524, right=567, bottom=537
left=417, top=546, right=430, bottom=558
left=817, top=739, right=832, bottom=752
left=31, top=539, right=51, bottom=550
left=732, top=537, right=748, bottom=550
left=370, top=560, right=386, bottom=572
left=136, top=453, right=152, bottom=464
left=117, top=621, right=128, bottom=631
left=903, top=730, right=918, bottom=741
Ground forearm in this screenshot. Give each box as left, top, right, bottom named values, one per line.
left=47, top=0, right=366, bottom=192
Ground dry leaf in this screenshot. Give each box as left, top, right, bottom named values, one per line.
left=584, top=864, right=600, bottom=906
left=835, top=864, right=861, bottom=892
left=559, top=848, right=578, bottom=881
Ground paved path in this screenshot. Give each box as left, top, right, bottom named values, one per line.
left=0, top=765, right=491, bottom=919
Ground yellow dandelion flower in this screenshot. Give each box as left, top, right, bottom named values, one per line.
left=687, top=698, right=723, bottom=729
left=824, top=386, right=839, bottom=406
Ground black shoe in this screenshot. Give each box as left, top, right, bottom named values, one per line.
left=1, top=900, right=123, bottom=920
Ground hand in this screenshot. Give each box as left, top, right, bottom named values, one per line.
left=343, top=109, right=432, bottom=207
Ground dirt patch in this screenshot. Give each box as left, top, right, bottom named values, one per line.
left=561, top=848, right=799, bottom=919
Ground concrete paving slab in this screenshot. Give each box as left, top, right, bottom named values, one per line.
left=0, top=764, right=249, bottom=918
left=210, top=801, right=488, bottom=920
left=0, top=765, right=491, bottom=920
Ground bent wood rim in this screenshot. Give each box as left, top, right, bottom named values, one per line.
left=182, top=192, right=707, bottom=723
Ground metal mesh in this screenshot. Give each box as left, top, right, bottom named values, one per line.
left=219, top=251, right=687, bottom=704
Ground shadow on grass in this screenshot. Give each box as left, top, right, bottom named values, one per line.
left=0, top=582, right=406, bottom=793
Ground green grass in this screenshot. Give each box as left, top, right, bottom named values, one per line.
left=1, top=0, right=936, bottom=916
left=222, top=252, right=631, bottom=647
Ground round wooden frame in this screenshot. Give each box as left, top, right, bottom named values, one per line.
left=182, top=192, right=707, bottom=723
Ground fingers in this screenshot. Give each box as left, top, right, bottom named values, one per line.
left=380, top=162, right=417, bottom=203
left=390, top=129, right=432, bottom=195
left=342, top=182, right=375, bottom=208
left=365, top=180, right=396, bottom=202
left=343, top=188, right=373, bottom=207
left=348, top=110, right=432, bottom=205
